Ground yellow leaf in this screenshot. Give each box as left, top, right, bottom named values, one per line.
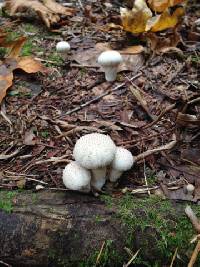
left=150, top=7, right=184, bottom=32
left=120, top=0, right=152, bottom=33
left=148, top=0, right=185, bottom=12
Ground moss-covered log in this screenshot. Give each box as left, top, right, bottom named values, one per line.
left=0, top=190, right=199, bottom=267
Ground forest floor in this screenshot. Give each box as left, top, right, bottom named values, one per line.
left=0, top=0, right=199, bottom=202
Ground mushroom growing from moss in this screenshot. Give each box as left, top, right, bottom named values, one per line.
left=109, top=147, right=134, bottom=182
left=73, top=133, right=116, bottom=191
left=62, top=161, right=91, bottom=193
left=97, top=50, right=123, bottom=82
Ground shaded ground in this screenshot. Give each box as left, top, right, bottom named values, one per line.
left=0, top=1, right=199, bottom=198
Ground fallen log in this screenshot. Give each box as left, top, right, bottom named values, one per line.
left=0, top=190, right=198, bottom=266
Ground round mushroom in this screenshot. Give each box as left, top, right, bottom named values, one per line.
left=73, top=133, right=116, bottom=191
left=186, top=184, right=195, bottom=196
left=62, top=161, right=91, bottom=192
left=97, top=50, right=123, bottom=82
left=109, top=147, right=134, bottom=182
left=56, top=41, right=70, bottom=53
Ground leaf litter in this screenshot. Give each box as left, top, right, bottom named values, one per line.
left=0, top=0, right=199, bottom=205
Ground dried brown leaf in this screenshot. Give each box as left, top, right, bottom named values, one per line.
left=148, top=0, right=185, bottom=12
left=73, top=42, right=144, bottom=72
left=5, top=0, right=75, bottom=28
left=176, top=112, right=200, bottom=127
left=0, top=65, right=13, bottom=104
left=17, top=56, right=45, bottom=73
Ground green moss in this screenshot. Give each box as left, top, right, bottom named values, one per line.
left=0, top=191, right=16, bottom=213
left=79, top=239, right=123, bottom=267
left=102, top=194, right=200, bottom=266
left=47, top=52, right=63, bottom=66
left=21, top=39, right=33, bottom=56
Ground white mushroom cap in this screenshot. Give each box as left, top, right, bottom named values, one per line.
left=73, top=133, right=116, bottom=169
left=98, top=50, right=122, bottom=66
left=97, top=50, right=123, bottom=82
left=186, top=184, right=195, bottom=194
left=109, top=147, right=134, bottom=182
left=56, top=41, right=70, bottom=53
left=62, top=161, right=91, bottom=192
left=112, top=147, right=134, bottom=171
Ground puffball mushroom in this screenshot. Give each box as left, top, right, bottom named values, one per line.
left=186, top=184, right=195, bottom=196
left=62, top=161, right=91, bottom=192
left=97, top=50, right=123, bottom=82
left=109, top=147, right=134, bottom=182
left=56, top=41, right=70, bottom=53
left=73, top=133, right=116, bottom=191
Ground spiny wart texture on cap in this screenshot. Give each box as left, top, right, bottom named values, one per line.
left=63, top=161, right=91, bottom=190
left=112, top=147, right=134, bottom=171
left=73, top=133, right=116, bottom=169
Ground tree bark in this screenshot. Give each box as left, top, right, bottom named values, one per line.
left=0, top=191, right=127, bottom=267
left=0, top=190, right=195, bottom=267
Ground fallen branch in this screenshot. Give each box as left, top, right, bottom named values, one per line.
left=134, top=134, right=177, bottom=162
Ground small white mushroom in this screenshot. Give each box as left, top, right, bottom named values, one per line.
left=62, top=161, right=91, bottom=193
left=97, top=50, right=123, bottom=82
left=109, top=147, right=134, bottom=182
left=186, top=184, right=195, bottom=195
left=73, top=133, right=116, bottom=191
left=56, top=41, right=70, bottom=53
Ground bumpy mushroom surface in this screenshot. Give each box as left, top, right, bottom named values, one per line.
left=97, top=50, right=122, bottom=82
left=56, top=41, right=70, bottom=53
left=109, top=147, right=134, bottom=182
left=73, top=133, right=116, bottom=191
left=62, top=161, right=91, bottom=192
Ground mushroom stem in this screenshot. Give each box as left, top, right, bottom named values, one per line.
left=109, top=169, right=123, bottom=182
left=103, top=67, right=118, bottom=82
left=91, top=167, right=107, bottom=191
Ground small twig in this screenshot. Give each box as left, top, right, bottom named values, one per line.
left=0, top=260, right=12, bottom=267
left=57, top=126, right=104, bottom=137
left=35, top=155, right=70, bottom=166
left=185, top=206, right=200, bottom=233
left=0, top=148, right=22, bottom=160
left=95, top=241, right=106, bottom=266
left=143, top=160, right=150, bottom=196
left=135, top=134, right=177, bottom=162
left=188, top=240, right=200, bottom=267
left=143, top=104, right=176, bottom=129
left=185, top=206, right=200, bottom=267
left=170, top=247, right=178, bottom=267
left=123, top=249, right=140, bottom=267
left=63, top=72, right=142, bottom=116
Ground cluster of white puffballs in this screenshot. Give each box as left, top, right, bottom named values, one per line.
left=56, top=41, right=123, bottom=82
left=62, top=133, right=134, bottom=193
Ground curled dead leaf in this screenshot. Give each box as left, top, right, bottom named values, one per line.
left=17, top=56, right=45, bottom=73
left=147, top=0, right=185, bottom=13
left=5, top=0, right=75, bottom=28
left=149, top=7, right=184, bottom=32
left=0, top=65, right=13, bottom=104
left=177, top=112, right=200, bottom=127
left=120, top=0, right=152, bottom=34
left=121, top=0, right=185, bottom=33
